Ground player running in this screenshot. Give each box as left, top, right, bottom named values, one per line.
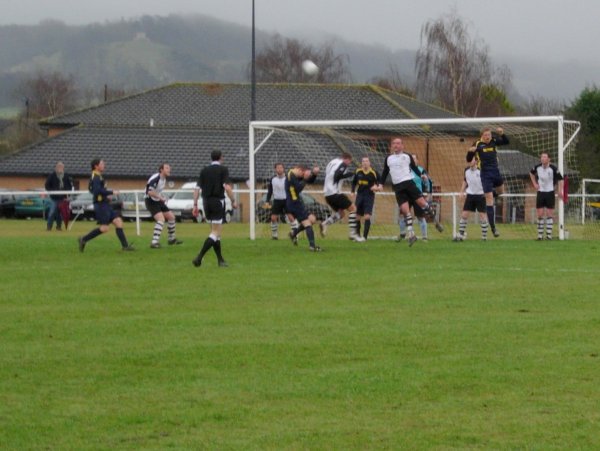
left=145, top=163, right=182, bottom=248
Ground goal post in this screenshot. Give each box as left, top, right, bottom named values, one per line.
left=248, top=116, right=582, bottom=240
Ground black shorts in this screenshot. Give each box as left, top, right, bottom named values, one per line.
left=325, top=194, right=352, bottom=211
left=355, top=193, right=375, bottom=216
left=145, top=198, right=170, bottom=217
left=286, top=199, right=309, bottom=222
left=463, top=194, right=486, bottom=212
left=536, top=191, right=555, bottom=209
left=393, top=180, right=423, bottom=206
left=94, top=203, right=119, bottom=225
left=409, top=198, right=426, bottom=218
left=271, top=199, right=287, bottom=215
left=203, top=197, right=226, bottom=223
left=481, top=169, right=503, bottom=193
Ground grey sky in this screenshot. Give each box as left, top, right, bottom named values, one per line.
left=3, top=0, right=599, bottom=100
left=2, top=0, right=598, bottom=61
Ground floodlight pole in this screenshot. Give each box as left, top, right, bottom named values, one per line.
left=251, top=0, right=256, bottom=122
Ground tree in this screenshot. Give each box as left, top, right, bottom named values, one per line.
left=369, top=63, right=415, bottom=97
left=18, top=71, right=78, bottom=119
left=253, top=35, right=351, bottom=83
left=566, top=86, right=600, bottom=180
left=415, top=10, right=513, bottom=117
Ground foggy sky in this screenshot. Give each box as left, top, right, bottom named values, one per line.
left=3, top=0, right=598, bottom=62
left=3, top=0, right=600, bottom=100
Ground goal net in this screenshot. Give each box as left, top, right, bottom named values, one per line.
left=249, top=117, right=587, bottom=241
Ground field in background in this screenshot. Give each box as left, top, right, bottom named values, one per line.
left=1, top=219, right=599, bottom=449
left=0, top=107, right=18, bottom=119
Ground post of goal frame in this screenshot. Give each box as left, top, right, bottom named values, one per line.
left=557, top=117, right=565, bottom=240
left=249, top=123, right=256, bottom=240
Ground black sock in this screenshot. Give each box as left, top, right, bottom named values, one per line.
left=292, top=224, right=306, bottom=238
left=305, top=225, right=315, bottom=247
left=364, top=219, right=371, bottom=238
left=356, top=221, right=361, bottom=236
left=213, top=239, right=224, bottom=261
left=116, top=228, right=128, bottom=247
left=486, top=206, right=495, bottom=229
left=198, top=237, right=215, bottom=260
left=83, top=227, right=102, bottom=242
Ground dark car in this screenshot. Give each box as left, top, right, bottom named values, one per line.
left=256, top=192, right=331, bottom=223
left=70, top=191, right=123, bottom=220
left=0, top=188, right=17, bottom=218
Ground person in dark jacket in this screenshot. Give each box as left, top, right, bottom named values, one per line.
left=44, top=161, right=73, bottom=231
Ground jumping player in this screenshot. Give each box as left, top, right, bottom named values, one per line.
left=469, top=126, right=509, bottom=237
left=380, top=137, right=443, bottom=247
left=319, top=152, right=363, bottom=241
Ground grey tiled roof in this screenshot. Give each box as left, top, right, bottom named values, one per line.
left=43, top=83, right=457, bottom=128
left=0, top=126, right=365, bottom=182
left=2, top=83, right=468, bottom=181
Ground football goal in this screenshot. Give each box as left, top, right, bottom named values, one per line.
left=248, top=116, right=585, bottom=241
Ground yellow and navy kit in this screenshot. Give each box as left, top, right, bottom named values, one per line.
left=351, top=168, right=379, bottom=195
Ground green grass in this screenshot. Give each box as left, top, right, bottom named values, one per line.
left=0, top=107, right=19, bottom=119
left=1, top=220, right=599, bottom=449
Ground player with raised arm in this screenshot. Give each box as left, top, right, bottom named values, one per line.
left=286, top=164, right=322, bottom=252
left=469, top=126, right=509, bottom=237
left=319, top=152, right=364, bottom=241
left=145, top=163, right=182, bottom=249
left=264, top=163, right=298, bottom=240
left=529, top=151, right=563, bottom=240
left=454, top=152, right=489, bottom=241
left=380, top=138, right=443, bottom=247
left=351, top=156, right=381, bottom=240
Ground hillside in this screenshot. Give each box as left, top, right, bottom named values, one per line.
left=0, top=14, right=418, bottom=110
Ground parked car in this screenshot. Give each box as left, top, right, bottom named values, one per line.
left=70, top=191, right=123, bottom=220
left=120, top=192, right=154, bottom=221
left=167, top=182, right=234, bottom=223
left=256, top=192, right=331, bottom=223
left=0, top=188, right=17, bottom=218
left=14, top=190, right=53, bottom=219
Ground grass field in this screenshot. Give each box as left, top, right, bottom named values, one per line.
left=1, top=219, right=599, bottom=449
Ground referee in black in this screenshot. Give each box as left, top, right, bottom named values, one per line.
left=192, top=150, right=237, bottom=267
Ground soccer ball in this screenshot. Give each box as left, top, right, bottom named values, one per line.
left=302, top=60, right=319, bottom=76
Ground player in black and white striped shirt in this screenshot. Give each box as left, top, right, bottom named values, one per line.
left=380, top=137, right=443, bottom=246
left=529, top=152, right=563, bottom=240
left=454, top=152, right=489, bottom=241
left=145, top=163, right=182, bottom=248
left=265, top=163, right=298, bottom=239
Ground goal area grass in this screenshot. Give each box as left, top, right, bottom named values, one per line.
left=1, top=220, right=599, bottom=449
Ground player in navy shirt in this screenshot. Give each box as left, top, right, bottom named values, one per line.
left=78, top=158, right=134, bottom=252
left=469, top=126, right=509, bottom=237
left=351, top=156, right=381, bottom=240
left=286, top=164, right=322, bottom=251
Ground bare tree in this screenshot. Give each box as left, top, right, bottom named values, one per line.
left=253, top=35, right=351, bottom=83
left=369, top=63, right=415, bottom=97
left=415, top=10, right=512, bottom=116
left=18, top=71, right=78, bottom=119
left=518, top=95, right=566, bottom=116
